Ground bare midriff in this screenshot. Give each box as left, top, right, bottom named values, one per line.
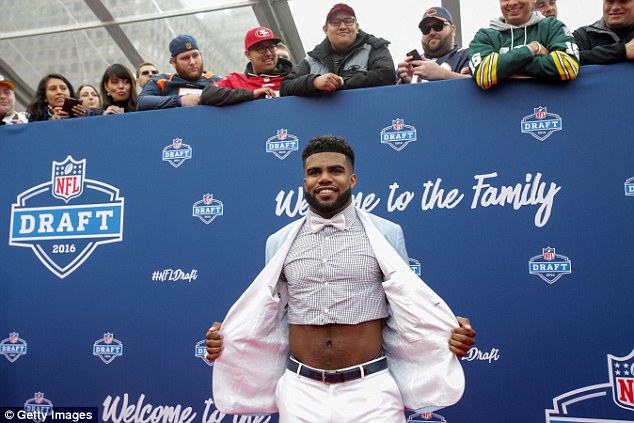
left=289, top=318, right=383, bottom=370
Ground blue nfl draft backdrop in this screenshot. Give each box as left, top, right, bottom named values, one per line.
left=1, top=63, right=633, bottom=423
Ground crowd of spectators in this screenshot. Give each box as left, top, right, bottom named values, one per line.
left=1, top=1, right=632, bottom=126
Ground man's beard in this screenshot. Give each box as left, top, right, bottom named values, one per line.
left=423, top=34, right=453, bottom=58
left=305, top=187, right=352, bottom=216
left=177, top=61, right=204, bottom=81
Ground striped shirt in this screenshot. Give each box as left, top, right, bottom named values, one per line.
left=283, top=204, right=388, bottom=325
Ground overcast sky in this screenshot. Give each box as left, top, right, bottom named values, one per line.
left=289, top=0, right=599, bottom=61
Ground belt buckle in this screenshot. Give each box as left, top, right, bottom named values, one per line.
left=321, top=370, right=327, bottom=383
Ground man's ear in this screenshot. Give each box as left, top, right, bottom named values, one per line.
left=322, top=24, right=328, bottom=34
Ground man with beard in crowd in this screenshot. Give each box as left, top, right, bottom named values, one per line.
left=136, top=35, right=221, bottom=110
left=397, top=6, right=470, bottom=83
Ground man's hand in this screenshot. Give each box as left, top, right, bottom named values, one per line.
left=529, top=41, right=550, bottom=56
left=253, top=87, right=277, bottom=99
left=313, top=73, right=343, bottom=92
left=411, top=58, right=453, bottom=81
left=449, top=316, right=476, bottom=357
left=397, top=58, right=415, bottom=83
left=625, top=38, right=634, bottom=60
left=180, top=94, right=200, bottom=107
left=205, top=322, right=223, bottom=361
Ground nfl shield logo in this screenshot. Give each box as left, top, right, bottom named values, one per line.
left=608, top=348, right=634, bottom=411
left=104, top=333, right=113, bottom=344
left=9, top=332, right=18, bottom=343
left=277, top=129, right=287, bottom=140
left=52, top=156, right=85, bottom=203
left=35, top=392, right=43, bottom=404
left=173, top=138, right=182, bottom=149
left=535, top=107, right=547, bottom=119
left=203, top=194, right=213, bottom=205
left=392, top=119, right=404, bottom=130
left=543, top=247, right=555, bottom=261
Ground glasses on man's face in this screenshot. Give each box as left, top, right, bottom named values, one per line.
left=251, top=44, right=278, bottom=55
left=421, top=21, right=450, bottom=35
left=141, top=69, right=159, bottom=76
left=328, top=17, right=356, bottom=27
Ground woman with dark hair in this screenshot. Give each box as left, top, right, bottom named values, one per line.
left=26, top=73, right=86, bottom=122
left=100, top=64, right=137, bottom=115
left=77, top=84, right=102, bottom=115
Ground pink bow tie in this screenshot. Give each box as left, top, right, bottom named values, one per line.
left=310, top=214, right=346, bottom=233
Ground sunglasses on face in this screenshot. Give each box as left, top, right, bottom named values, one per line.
left=141, top=70, right=159, bottom=76
left=421, top=21, right=449, bottom=35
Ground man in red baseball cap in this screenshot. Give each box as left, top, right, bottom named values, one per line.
left=199, top=26, right=293, bottom=106
left=281, top=3, right=396, bottom=96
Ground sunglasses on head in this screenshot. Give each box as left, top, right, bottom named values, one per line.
left=141, top=70, right=159, bottom=76
left=421, top=20, right=449, bottom=35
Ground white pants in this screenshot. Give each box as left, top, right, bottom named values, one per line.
left=275, top=368, right=405, bottom=423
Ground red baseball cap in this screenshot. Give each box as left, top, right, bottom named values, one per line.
left=0, top=74, right=16, bottom=90
left=326, top=3, right=356, bottom=23
left=244, top=27, right=281, bottom=51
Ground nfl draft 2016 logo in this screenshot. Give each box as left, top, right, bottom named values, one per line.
left=195, top=340, right=214, bottom=367
left=625, top=177, right=634, bottom=197
left=24, top=392, right=53, bottom=423
left=9, top=156, right=124, bottom=279
left=193, top=193, right=223, bottom=224
left=608, top=349, right=634, bottom=411
left=381, top=118, right=417, bottom=151
left=521, top=106, right=562, bottom=141
left=266, top=129, right=299, bottom=160
left=409, top=258, right=421, bottom=276
left=528, top=247, right=572, bottom=284
left=0, top=332, right=27, bottom=363
left=163, top=137, right=192, bottom=168
left=93, top=332, right=123, bottom=364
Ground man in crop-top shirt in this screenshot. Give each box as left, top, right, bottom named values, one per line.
left=207, top=135, right=475, bottom=422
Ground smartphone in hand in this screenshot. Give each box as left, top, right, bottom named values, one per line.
left=61, top=98, right=81, bottom=118
left=406, top=49, right=423, bottom=61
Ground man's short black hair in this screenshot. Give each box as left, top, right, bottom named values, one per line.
left=302, top=135, right=355, bottom=168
